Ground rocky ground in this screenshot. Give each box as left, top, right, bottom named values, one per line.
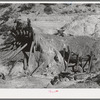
left=1, top=3, right=100, bottom=88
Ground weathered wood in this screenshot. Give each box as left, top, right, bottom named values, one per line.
left=0, top=50, right=13, bottom=59
left=9, top=43, right=27, bottom=60
left=2, top=44, right=27, bottom=63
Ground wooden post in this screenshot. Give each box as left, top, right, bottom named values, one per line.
left=23, top=51, right=28, bottom=70
left=64, top=46, right=71, bottom=72
left=88, top=51, right=93, bottom=73
left=28, top=41, right=35, bottom=65
left=82, top=60, right=88, bottom=72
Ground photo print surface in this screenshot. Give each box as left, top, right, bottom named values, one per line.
left=0, top=2, right=100, bottom=88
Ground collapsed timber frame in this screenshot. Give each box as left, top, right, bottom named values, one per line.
left=0, top=18, right=98, bottom=79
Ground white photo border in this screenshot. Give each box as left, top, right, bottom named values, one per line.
left=0, top=1, right=100, bottom=99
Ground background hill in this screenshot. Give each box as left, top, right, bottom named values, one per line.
left=1, top=3, right=100, bottom=37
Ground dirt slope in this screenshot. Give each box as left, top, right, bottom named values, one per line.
left=0, top=3, right=100, bottom=88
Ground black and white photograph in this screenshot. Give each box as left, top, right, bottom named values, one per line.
left=1, top=2, right=100, bottom=89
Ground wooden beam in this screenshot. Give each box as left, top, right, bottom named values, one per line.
left=9, top=43, right=27, bottom=60
left=2, top=43, right=28, bottom=62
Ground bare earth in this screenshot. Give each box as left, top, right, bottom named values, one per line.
left=1, top=3, right=100, bottom=88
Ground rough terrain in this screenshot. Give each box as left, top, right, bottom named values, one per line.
left=1, top=3, right=100, bottom=88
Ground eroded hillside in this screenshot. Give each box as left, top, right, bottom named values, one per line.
left=0, top=3, right=100, bottom=88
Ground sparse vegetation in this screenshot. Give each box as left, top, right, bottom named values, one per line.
left=0, top=3, right=100, bottom=88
